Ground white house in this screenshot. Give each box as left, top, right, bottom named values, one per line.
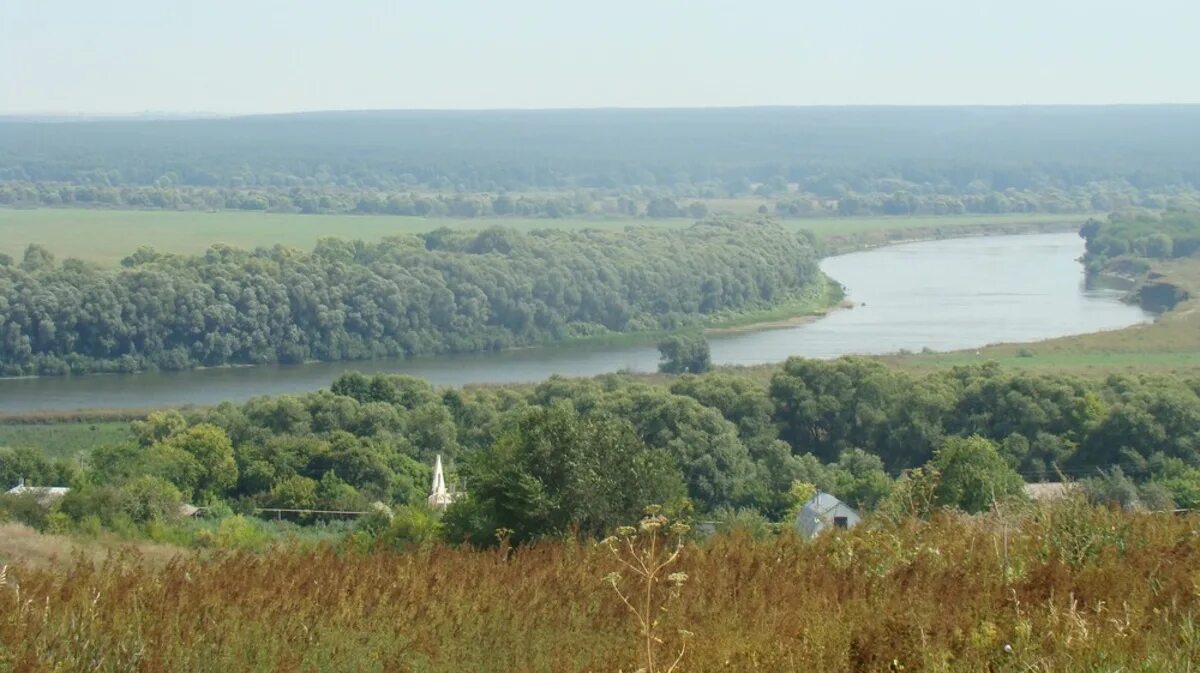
left=1024, top=482, right=1078, bottom=502
left=5, top=477, right=71, bottom=507
left=795, top=491, right=861, bottom=539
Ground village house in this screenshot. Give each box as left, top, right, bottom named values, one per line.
left=5, top=477, right=71, bottom=507
left=795, top=491, right=861, bottom=539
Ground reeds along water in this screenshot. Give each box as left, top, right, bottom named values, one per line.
left=1, top=501, right=1198, bottom=672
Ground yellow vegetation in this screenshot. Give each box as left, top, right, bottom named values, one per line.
left=1, top=502, right=1198, bottom=672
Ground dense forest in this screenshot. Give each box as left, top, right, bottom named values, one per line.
left=3, top=108, right=1199, bottom=216
left=0, top=219, right=824, bottom=375
left=4, top=360, right=1199, bottom=546
left=2, top=179, right=1194, bottom=219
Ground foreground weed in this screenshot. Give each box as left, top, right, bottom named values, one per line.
left=603, top=506, right=692, bottom=673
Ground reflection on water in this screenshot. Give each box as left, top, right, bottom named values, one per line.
left=0, top=232, right=1153, bottom=412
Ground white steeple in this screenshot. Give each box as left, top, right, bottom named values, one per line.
left=431, top=455, right=446, bottom=493
left=427, top=454, right=454, bottom=510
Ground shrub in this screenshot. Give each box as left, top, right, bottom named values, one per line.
left=118, top=475, right=184, bottom=523
left=0, top=493, right=50, bottom=529
left=375, top=505, right=442, bottom=551
left=214, top=515, right=271, bottom=551
left=931, top=436, right=1026, bottom=513
left=657, top=334, right=711, bottom=374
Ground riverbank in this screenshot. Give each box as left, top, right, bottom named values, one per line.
left=816, top=215, right=1082, bottom=256
left=665, top=216, right=1085, bottom=337
left=879, top=255, right=1200, bottom=376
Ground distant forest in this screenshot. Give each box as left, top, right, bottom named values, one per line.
left=2, top=107, right=1199, bottom=216
left=0, top=219, right=824, bottom=376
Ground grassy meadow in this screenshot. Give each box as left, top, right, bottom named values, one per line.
left=1, top=504, right=1198, bottom=672
left=0, top=207, right=1086, bottom=266
left=0, top=421, right=132, bottom=461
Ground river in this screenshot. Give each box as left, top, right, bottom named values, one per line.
left=0, top=232, right=1153, bottom=413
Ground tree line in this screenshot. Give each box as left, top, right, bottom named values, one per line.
left=4, top=359, right=1199, bottom=545
left=3, top=180, right=1197, bottom=220
left=0, top=219, right=823, bottom=375
left=0, top=182, right=705, bottom=219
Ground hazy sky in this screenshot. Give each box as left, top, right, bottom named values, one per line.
left=3, top=0, right=1198, bottom=114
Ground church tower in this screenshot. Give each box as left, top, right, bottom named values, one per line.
left=427, top=454, right=455, bottom=510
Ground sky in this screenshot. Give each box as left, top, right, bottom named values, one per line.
left=3, top=0, right=1198, bottom=115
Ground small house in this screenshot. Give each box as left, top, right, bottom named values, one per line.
left=5, top=477, right=71, bottom=507
left=795, top=491, right=860, bottom=539
left=1024, top=482, right=1078, bottom=502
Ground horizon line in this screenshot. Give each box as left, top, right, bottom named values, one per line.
left=3, top=102, right=1200, bottom=122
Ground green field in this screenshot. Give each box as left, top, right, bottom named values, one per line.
left=0, top=421, right=133, bottom=461
left=0, top=208, right=1087, bottom=265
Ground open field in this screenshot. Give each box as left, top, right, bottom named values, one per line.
left=0, top=209, right=671, bottom=266
left=1, top=506, right=1197, bottom=672
left=0, top=421, right=133, bottom=461
left=0, top=523, right=184, bottom=569
left=0, top=207, right=1087, bottom=265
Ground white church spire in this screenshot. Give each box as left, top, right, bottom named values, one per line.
left=427, top=454, right=455, bottom=510
left=431, top=455, right=446, bottom=493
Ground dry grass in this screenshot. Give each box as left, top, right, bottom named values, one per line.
left=1, top=504, right=1197, bottom=672
left=0, top=523, right=185, bottom=570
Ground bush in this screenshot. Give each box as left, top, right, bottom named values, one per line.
left=0, top=493, right=50, bottom=529
left=215, top=515, right=272, bottom=551
left=931, top=436, right=1025, bottom=513
left=1082, top=467, right=1141, bottom=510
left=657, top=334, right=711, bottom=374
left=375, top=505, right=443, bottom=551
left=118, top=475, right=184, bottom=523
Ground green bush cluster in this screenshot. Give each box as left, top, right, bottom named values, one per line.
left=1081, top=210, right=1200, bottom=263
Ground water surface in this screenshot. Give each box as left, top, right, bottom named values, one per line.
left=0, top=232, right=1152, bottom=412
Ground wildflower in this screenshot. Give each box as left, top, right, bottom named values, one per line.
left=669, top=522, right=690, bottom=536
left=603, top=572, right=622, bottom=587
left=616, top=526, right=637, bottom=537
left=667, top=572, right=688, bottom=587
left=640, top=517, right=664, bottom=533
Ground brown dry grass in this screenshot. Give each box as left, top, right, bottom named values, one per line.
left=0, top=523, right=185, bottom=569
left=1, top=503, right=1198, bottom=672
